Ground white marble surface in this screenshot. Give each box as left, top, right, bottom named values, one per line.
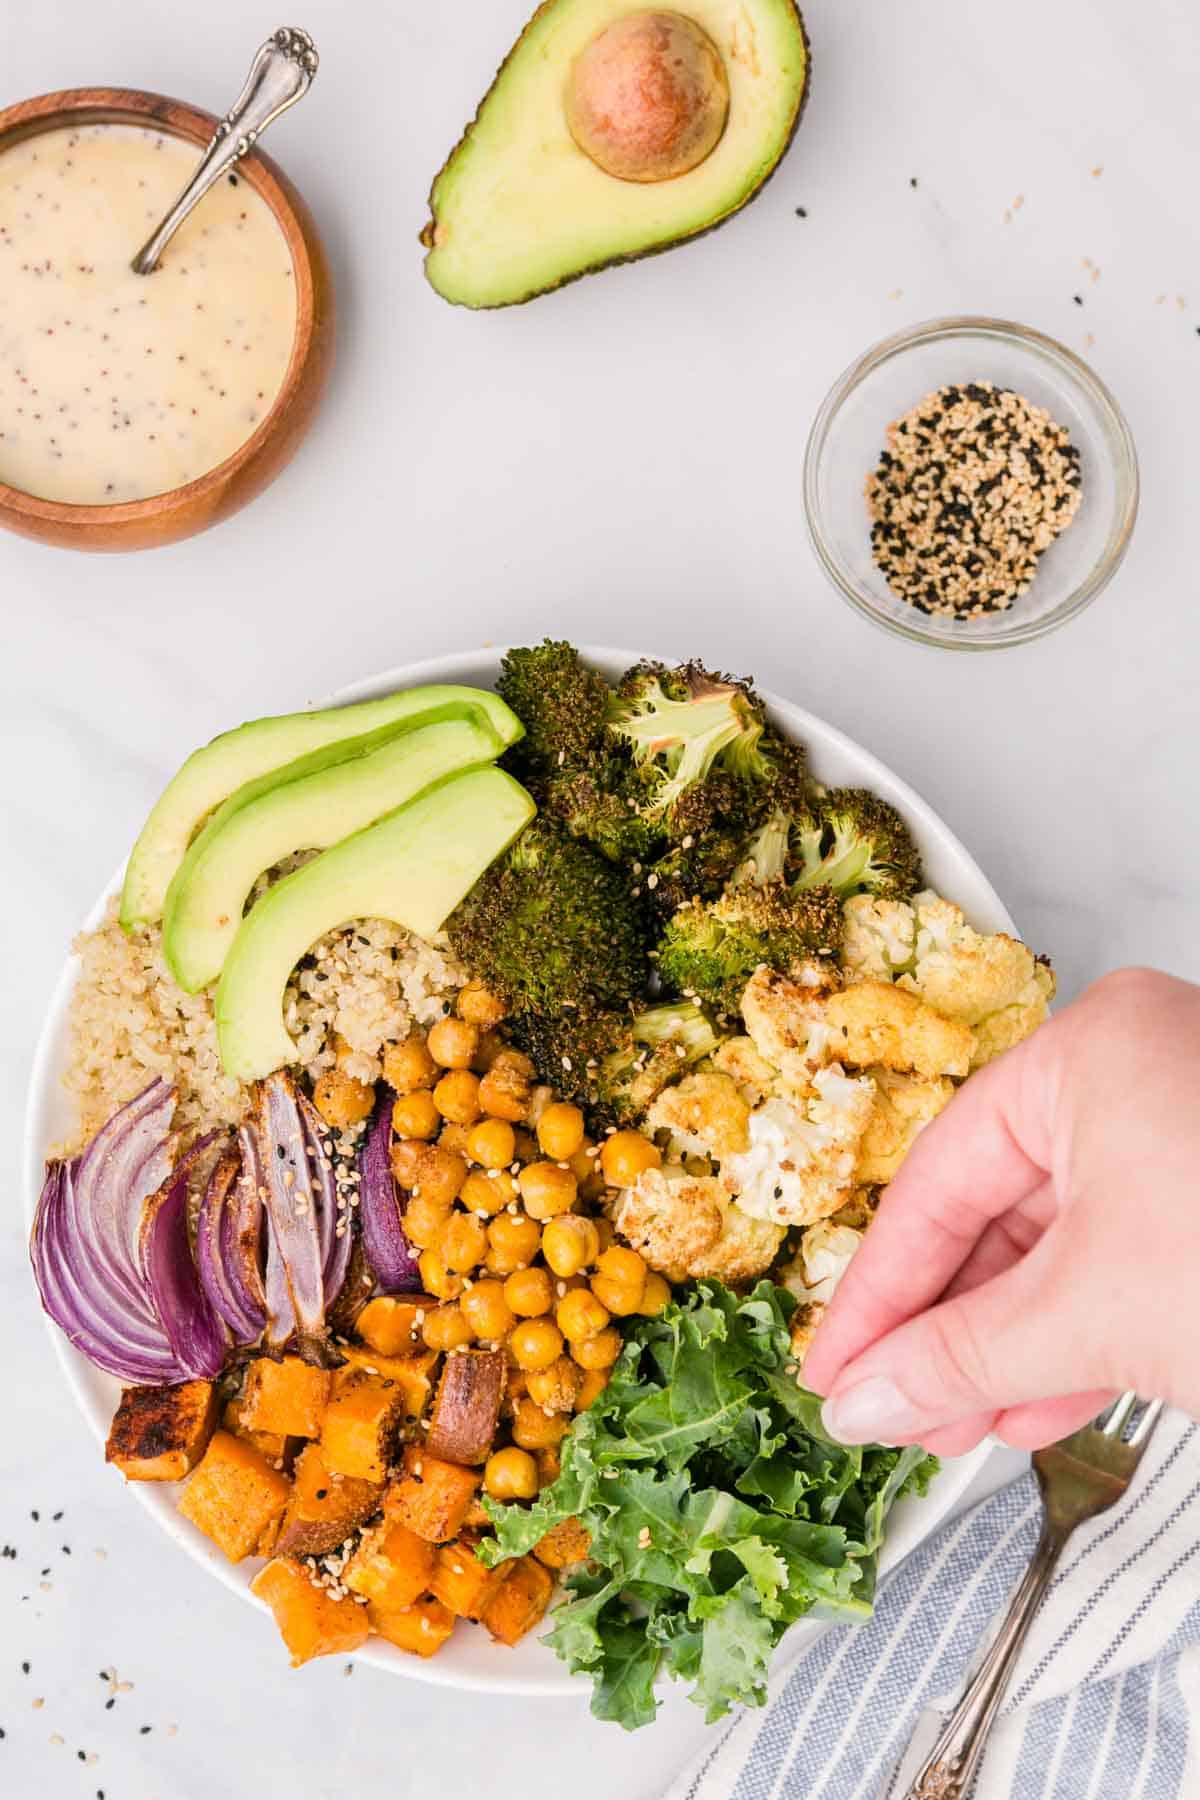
left=2, top=0, right=1197, bottom=1794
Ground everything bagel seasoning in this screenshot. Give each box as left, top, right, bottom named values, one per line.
left=865, top=382, right=1082, bottom=618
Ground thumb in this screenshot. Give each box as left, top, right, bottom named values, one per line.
left=819, top=1224, right=1107, bottom=1445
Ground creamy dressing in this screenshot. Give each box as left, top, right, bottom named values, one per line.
left=0, top=124, right=297, bottom=504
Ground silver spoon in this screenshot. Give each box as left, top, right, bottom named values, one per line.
left=131, top=26, right=318, bottom=275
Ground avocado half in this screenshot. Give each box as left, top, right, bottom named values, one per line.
left=422, top=0, right=811, bottom=309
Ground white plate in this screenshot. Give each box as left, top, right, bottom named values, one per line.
left=24, top=645, right=1002, bottom=1700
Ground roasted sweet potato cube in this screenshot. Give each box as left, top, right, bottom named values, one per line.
left=252, top=1557, right=370, bottom=1666
left=356, top=1295, right=436, bottom=1357
left=106, top=1380, right=217, bottom=1482
left=177, top=1430, right=290, bottom=1562
left=481, top=1555, right=555, bottom=1646
left=241, top=1356, right=332, bottom=1439
left=384, top=1445, right=480, bottom=1544
left=275, top=1443, right=383, bottom=1558
left=222, top=1394, right=291, bottom=1467
left=337, top=1345, right=438, bottom=1420
left=429, top=1533, right=512, bottom=1620
left=424, top=1348, right=506, bottom=1465
left=320, top=1371, right=408, bottom=1483
left=533, top=1517, right=592, bottom=1571
left=343, top=1518, right=434, bottom=1613
left=369, top=1595, right=455, bottom=1659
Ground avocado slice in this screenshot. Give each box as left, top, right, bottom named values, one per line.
left=120, top=685, right=525, bottom=932
left=215, top=767, right=536, bottom=1082
left=422, top=0, right=810, bottom=308
left=162, top=712, right=505, bottom=994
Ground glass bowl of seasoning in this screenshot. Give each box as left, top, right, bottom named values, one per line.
left=803, top=316, right=1139, bottom=650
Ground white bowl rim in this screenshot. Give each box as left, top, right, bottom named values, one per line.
left=23, top=643, right=1004, bottom=1700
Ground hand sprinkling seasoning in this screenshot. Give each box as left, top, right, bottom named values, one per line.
left=865, top=382, right=1083, bottom=619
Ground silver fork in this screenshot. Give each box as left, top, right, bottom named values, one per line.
left=893, top=1392, right=1163, bottom=1800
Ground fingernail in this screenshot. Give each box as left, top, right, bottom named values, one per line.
left=822, top=1377, right=922, bottom=1445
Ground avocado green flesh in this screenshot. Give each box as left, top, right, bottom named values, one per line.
left=424, top=0, right=809, bottom=308
left=215, top=767, right=536, bottom=1082
left=120, top=685, right=525, bottom=932
left=162, top=712, right=505, bottom=994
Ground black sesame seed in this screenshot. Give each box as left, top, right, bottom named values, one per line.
left=795, top=205, right=807, bottom=217
left=909, top=176, right=918, bottom=188
left=140, top=1724, right=152, bottom=1734
left=21, top=1662, right=29, bottom=1675
left=105, top=1698, right=115, bottom=1711
left=1073, top=294, right=1084, bottom=305
left=52, top=1512, right=62, bottom=1522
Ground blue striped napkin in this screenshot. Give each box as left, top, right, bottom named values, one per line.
left=665, top=1410, right=1200, bottom=1800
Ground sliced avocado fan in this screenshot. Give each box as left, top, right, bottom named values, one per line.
left=215, top=767, right=536, bottom=1083
left=162, top=710, right=505, bottom=994
left=120, top=684, right=523, bottom=932
left=422, top=0, right=810, bottom=308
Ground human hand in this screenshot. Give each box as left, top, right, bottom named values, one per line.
left=804, top=969, right=1200, bottom=1456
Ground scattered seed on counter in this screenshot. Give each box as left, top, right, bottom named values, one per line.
left=794, top=205, right=807, bottom=217
left=865, top=381, right=1083, bottom=619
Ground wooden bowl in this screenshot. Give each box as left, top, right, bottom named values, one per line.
left=0, top=88, right=334, bottom=553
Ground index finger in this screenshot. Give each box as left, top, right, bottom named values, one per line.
left=802, top=1017, right=1058, bottom=1396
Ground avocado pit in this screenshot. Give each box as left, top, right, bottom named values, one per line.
left=565, top=10, right=731, bottom=183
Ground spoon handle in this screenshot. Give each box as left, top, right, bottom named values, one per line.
left=131, top=26, right=318, bottom=275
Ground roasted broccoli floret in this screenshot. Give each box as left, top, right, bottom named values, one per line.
left=496, top=639, right=610, bottom=772
left=539, top=756, right=664, bottom=865
left=447, top=821, right=649, bottom=1015
left=656, top=884, right=843, bottom=1015
left=606, top=662, right=768, bottom=824
left=507, top=1005, right=630, bottom=1104
left=791, top=788, right=922, bottom=902
left=595, top=1001, right=726, bottom=1124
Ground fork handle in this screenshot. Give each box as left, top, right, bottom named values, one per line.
left=896, top=1521, right=1068, bottom=1799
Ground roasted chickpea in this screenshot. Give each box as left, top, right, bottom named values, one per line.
left=575, top=1368, right=610, bottom=1411
left=527, top=1357, right=582, bottom=1414
left=465, top=1117, right=517, bottom=1171
left=485, top=1211, right=542, bottom=1276
left=509, top=1317, right=564, bottom=1372
left=460, top=1279, right=516, bottom=1341
left=503, top=1266, right=554, bottom=1318
left=639, top=1271, right=672, bottom=1317
left=471, top=1029, right=507, bottom=1073
left=391, top=1142, right=467, bottom=1208
left=427, top=1017, right=480, bottom=1070
left=518, top=1161, right=578, bottom=1222
left=436, top=1210, right=488, bottom=1274
left=591, top=1245, right=647, bottom=1316
left=484, top=1446, right=538, bottom=1501
left=505, top=1367, right=529, bottom=1410
left=478, top=1050, right=534, bottom=1123
left=391, top=1088, right=441, bottom=1141
left=437, top=1121, right=472, bottom=1157
left=511, top=1398, right=571, bottom=1451
left=556, top=1287, right=610, bottom=1343
left=536, top=1101, right=586, bottom=1161
left=422, top=1303, right=474, bottom=1351
left=402, top=1191, right=454, bottom=1250
left=573, top=1327, right=622, bottom=1371
left=382, top=1034, right=437, bottom=1095
left=600, top=1130, right=662, bottom=1188
left=433, top=1068, right=483, bottom=1126
left=312, top=1068, right=375, bottom=1131
left=541, top=1214, right=600, bottom=1280
left=460, top=1168, right=516, bottom=1218
left=457, top=980, right=507, bottom=1028
left=418, top=1247, right=464, bottom=1302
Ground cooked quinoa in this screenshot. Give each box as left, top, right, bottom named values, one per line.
left=59, top=901, right=466, bottom=1156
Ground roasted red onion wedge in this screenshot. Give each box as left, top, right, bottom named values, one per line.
left=358, top=1097, right=421, bottom=1293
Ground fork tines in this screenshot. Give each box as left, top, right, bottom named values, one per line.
left=1100, top=1392, right=1163, bottom=1445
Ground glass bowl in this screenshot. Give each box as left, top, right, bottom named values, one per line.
left=803, top=316, right=1139, bottom=651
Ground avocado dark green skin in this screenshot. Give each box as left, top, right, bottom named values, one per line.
left=420, top=2, right=812, bottom=309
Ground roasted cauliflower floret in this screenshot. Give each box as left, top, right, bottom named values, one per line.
left=740, top=965, right=970, bottom=1084
left=710, top=1035, right=779, bottom=1106
left=840, top=896, right=919, bottom=981
left=824, top=981, right=973, bottom=1079
left=855, top=1067, right=954, bottom=1186
left=645, top=1071, right=751, bottom=1160
left=723, top=1070, right=876, bottom=1229
left=613, top=1168, right=785, bottom=1284
left=841, top=891, right=1056, bottom=1071
left=782, top=1219, right=864, bottom=1304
